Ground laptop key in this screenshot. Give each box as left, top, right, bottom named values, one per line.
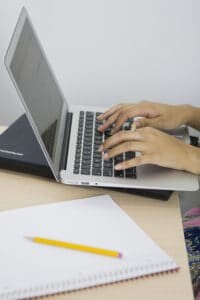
left=81, top=168, right=91, bottom=175
left=81, top=165, right=91, bottom=171
left=114, top=170, right=124, bottom=178
left=93, top=158, right=102, bottom=163
left=75, top=148, right=81, bottom=154
left=93, top=162, right=102, bottom=168
left=82, top=156, right=91, bottom=162
left=133, top=168, right=137, bottom=178
left=86, top=111, right=94, bottom=116
left=103, top=169, right=113, bottom=177
left=83, top=147, right=92, bottom=153
left=115, top=155, right=123, bottom=163
left=125, top=151, right=135, bottom=159
left=92, top=168, right=102, bottom=176
left=104, top=159, right=113, bottom=166
left=75, top=155, right=81, bottom=162
left=125, top=168, right=137, bottom=179
left=125, top=170, right=134, bottom=178
left=74, top=159, right=80, bottom=166
left=73, top=168, right=80, bottom=174
left=93, top=155, right=102, bottom=161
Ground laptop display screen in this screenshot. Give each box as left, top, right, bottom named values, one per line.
left=9, top=18, right=64, bottom=161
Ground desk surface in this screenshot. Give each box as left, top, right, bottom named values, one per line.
left=0, top=169, right=194, bottom=300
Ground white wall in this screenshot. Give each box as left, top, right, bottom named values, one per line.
left=1, top=0, right=200, bottom=126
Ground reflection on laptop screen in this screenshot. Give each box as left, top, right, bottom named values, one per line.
left=10, top=19, right=64, bottom=159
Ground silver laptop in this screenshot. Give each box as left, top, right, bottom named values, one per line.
left=4, top=8, right=199, bottom=191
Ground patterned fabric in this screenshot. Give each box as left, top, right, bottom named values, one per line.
left=183, top=207, right=200, bottom=300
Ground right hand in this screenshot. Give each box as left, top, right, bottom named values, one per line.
left=97, top=100, right=189, bottom=134
left=99, top=126, right=200, bottom=174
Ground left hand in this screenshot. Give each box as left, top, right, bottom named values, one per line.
left=98, top=127, right=199, bottom=173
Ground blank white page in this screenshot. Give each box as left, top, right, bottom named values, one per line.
left=0, top=195, right=178, bottom=299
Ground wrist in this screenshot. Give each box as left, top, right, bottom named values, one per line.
left=185, top=145, right=200, bottom=175
left=180, top=104, right=200, bottom=129
left=177, top=104, right=193, bottom=125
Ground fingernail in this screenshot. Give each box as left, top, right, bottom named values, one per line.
left=98, top=145, right=103, bottom=152
left=115, top=164, right=122, bottom=170
left=102, top=152, right=109, bottom=160
left=111, top=129, right=114, bottom=135
left=98, top=125, right=103, bottom=131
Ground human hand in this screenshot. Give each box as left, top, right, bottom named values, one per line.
left=97, top=101, right=190, bottom=134
left=98, top=127, right=200, bottom=174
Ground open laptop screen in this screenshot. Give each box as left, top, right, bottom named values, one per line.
left=6, top=10, right=67, bottom=178
left=8, top=15, right=65, bottom=163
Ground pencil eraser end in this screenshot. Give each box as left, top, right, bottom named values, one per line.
left=118, top=252, right=123, bottom=259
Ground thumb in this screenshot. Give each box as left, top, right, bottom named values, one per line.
left=135, top=117, right=161, bottom=128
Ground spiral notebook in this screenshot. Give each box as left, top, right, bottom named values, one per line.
left=0, top=195, right=178, bottom=299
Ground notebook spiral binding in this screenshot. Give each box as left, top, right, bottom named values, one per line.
left=2, top=260, right=177, bottom=300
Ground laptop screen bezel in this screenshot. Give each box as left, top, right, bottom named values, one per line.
left=4, top=7, right=68, bottom=181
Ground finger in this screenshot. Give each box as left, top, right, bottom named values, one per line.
left=98, top=111, right=121, bottom=132
left=97, top=104, right=122, bottom=120
left=101, top=105, right=134, bottom=134
left=115, top=155, right=152, bottom=170
left=102, top=141, right=145, bottom=160
left=111, top=106, right=134, bottom=134
left=99, top=130, right=143, bottom=152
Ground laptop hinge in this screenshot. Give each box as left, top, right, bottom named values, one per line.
left=59, top=112, right=73, bottom=171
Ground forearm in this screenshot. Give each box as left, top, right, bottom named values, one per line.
left=181, top=105, right=200, bottom=130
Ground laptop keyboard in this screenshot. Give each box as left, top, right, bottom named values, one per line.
left=73, top=111, right=137, bottom=179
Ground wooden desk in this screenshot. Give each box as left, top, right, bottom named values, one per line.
left=0, top=169, right=194, bottom=300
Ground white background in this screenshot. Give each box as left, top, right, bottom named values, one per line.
left=1, top=0, right=200, bottom=126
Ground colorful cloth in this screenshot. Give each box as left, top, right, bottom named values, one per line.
left=183, top=207, right=200, bottom=300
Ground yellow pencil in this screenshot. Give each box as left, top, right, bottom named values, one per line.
left=25, top=236, right=123, bottom=259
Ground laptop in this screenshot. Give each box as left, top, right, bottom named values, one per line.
left=4, top=8, right=199, bottom=191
